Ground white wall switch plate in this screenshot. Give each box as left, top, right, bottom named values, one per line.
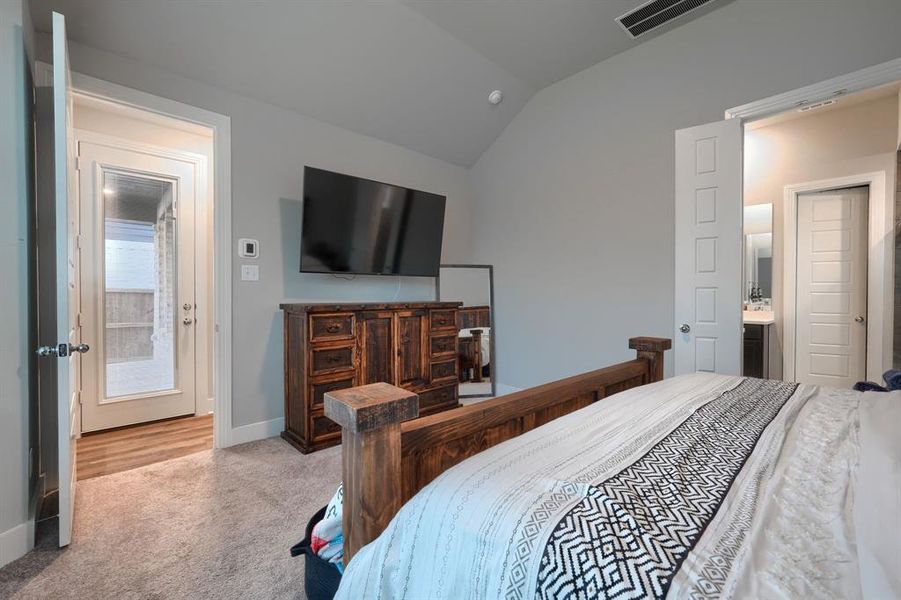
left=241, top=264, right=259, bottom=281
left=238, top=238, right=259, bottom=258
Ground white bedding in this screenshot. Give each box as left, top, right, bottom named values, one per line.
left=335, top=374, right=901, bottom=599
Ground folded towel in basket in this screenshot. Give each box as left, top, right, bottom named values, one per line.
left=311, top=484, right=344, bottom=573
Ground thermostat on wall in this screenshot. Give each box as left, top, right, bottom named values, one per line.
left=238, top=238, right=259, bottom=258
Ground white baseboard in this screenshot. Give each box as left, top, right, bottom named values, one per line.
left=0, top=520, right=34, bottom=568
left=227, top=417, right=284, bottom=447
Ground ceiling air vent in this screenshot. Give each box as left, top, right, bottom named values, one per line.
left=617, top=0, right=717, bottom=38
left=797, top=99, right=837, bottom=113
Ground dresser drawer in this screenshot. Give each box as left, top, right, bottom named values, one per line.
left=430, top=359, right=457, bottom=382
left=311, top=413, right=342, bottom=440
left=309, top=313, right=355, bottom=342
left=309, top=374, right=356, bottom=410
left=310, top=344, right=355, bottom=376
left=430, top=333, right=457, bottom=358
left=430, top=309, right=457, bottom=331
left=418, top=384, right=458, bottom=413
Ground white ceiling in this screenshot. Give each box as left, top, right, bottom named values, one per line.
left=31, top=0, right=729, bottom=167
left=400, top=0, right=728, bottom=89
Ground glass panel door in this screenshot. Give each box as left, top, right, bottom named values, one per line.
left=102, top=170, right=177, bottom=399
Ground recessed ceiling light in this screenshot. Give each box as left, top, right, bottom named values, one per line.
left=488, top=90, right=503, bottom=105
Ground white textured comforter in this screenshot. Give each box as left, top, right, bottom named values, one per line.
left=335, top=373, right=901, bottom=599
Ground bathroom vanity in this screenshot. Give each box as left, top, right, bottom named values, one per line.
left=743, top=310, right=774, bottom=378
left=742, top=203, right=775, bottom=379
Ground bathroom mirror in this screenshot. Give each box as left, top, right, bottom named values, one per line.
left=435, top=265, right=495, bottom=400
left=744, top=203, right=773, bottom=306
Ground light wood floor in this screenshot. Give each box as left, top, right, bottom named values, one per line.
left=77, top=415, right=213, bottom=481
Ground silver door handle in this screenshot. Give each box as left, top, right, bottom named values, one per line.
left=36, top=343, right=90, bottom=357
left=679, top=323, right=691, bottom=333
left=854, top=316, right=865, bottom=323
left=183, top=303, right=192, bottom=311
left=36, top=344, right=62, bottom=357
left=183, top=317, right=194, bottom=325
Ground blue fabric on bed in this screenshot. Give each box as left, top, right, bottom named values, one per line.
left=882, top=369, right=901, bottom=390
left=854, top=381, right=888, bottom=392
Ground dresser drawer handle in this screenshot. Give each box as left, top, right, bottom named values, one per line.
left=325, top=354, right=343, bottom=363
left=326, top=324, right=342, bottom=333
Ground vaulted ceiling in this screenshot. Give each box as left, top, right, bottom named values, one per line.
left=30, top=0, right=729, bottom=166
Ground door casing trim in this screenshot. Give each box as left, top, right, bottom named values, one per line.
left=69, top=71, right=233, bottom=448
left=782, top=172, right=889, bottom=383
left=74, top=130, right=208, bottom=429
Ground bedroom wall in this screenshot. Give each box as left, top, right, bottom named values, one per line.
left=469, top=0, right=901, bottom=390
left=35, top=36, right=475, bottom=432
left=439, top=267, right=491, bottom=307
left=0, top=0, right=36, bottom=567
left=744, top=94, right=899, bottom=379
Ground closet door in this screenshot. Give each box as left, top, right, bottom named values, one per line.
left=359, top=311, right=395, bottom=385
left=674, top=118, right=743, bottom=376
left=395, top=309, right=429, bottom=389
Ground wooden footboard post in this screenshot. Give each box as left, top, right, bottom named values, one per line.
left=324, top=383, right=420, bottom=563
left=628, top=337, right=672, bottom=382
left=471, top=329, right=483, bottom=383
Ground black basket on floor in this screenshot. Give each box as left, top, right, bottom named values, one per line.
left=291, top=505, right=342, bottom=600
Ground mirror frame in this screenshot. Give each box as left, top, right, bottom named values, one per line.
left=743, top=203, right=773, bottom=305
left=435, top=264, right=496, bottom=399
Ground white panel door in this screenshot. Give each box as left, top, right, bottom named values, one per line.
left=674, top=119, right=743, bottom=375
left=78, top=141, right=197, bottom=431
left=52, top=12, right=81, bottom=548
left=794, top=187, right=868, bottom=387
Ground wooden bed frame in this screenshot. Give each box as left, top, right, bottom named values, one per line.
left=458, top=328, right=485, bottom=383
left=324, top=336, right=671, bottom=562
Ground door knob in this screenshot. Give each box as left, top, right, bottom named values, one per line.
left=36, top=344, right=62, bottom=357
left=183, top=317, right=194, bottom=325
left=679, top=323, right=691, bottom=333
left=183, top=303, right=192, bottom=311
left=854, top=316, right=865, bottom=323
left=36, top=342, right=90, bottom=357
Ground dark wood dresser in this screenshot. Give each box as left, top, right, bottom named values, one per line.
left=280, top=302, right=462, bottom=453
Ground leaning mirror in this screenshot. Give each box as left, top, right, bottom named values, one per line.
left=436, top=265, right=495, bottom=400
left=744, top=203, right=773, bottom=308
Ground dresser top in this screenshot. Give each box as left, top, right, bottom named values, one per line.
left=280, top=301, right=463, bottom=314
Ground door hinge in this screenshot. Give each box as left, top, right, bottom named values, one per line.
left=75, top=156, right=83, bottom=172
left=77, top=391, right=83, bottom=406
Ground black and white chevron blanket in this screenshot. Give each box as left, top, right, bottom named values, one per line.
left=336, top=373, right=884, bottom=599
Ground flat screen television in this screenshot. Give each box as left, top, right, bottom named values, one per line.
left=300, top=167, right=446, bottom=277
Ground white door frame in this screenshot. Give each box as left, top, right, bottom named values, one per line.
left=719, top=56, right=900, bottom=380
left=725, top=57, right=901, bottom=122
left=70, top=72, right=234, bottom=449
left=75, top=129, right=209, bottom=429
left=782, top=173, right=889, bottom=382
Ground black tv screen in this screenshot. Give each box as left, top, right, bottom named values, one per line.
left=300, top=167, right=446, bottom=277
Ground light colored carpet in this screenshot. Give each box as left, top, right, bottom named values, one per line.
left=0, top=438, right=341, bottom=599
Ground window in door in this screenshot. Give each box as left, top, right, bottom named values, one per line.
left=102, top=170, right=177, bottom=399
